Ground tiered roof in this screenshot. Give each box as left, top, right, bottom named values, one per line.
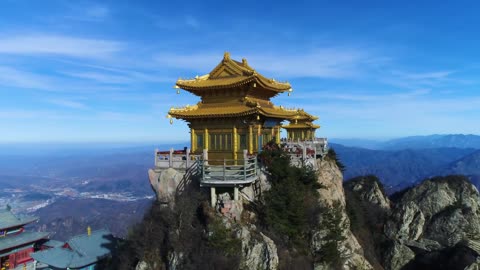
left=283, top=109, right=320, bottom=129
left=0, top=207, right=48, bottom=253
left=0, top=207, right=38, bottom=230
left=169, top=52, right=320, bottom=126
left=169, top=99, right=300, bottom=120
left=0, top=231, right=49, bottom=254
left=175, top=52, right=292, bottom=98
left=31, top=229, right=114, bottom=269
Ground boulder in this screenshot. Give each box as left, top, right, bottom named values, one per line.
left=235, top=225, right=279, bottom=270
left=385, top=201, right=425, bottom=242
left=148, top=168, right=184, bottom=204
left=382, top=241, right=415, bottom=270
left=386, top=176, right=480, bottom=246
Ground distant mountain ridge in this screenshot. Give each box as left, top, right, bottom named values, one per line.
left=382, top=134, right=480, bottom=150
left=330, top=143, right=478, bottom=192
left=331, top=134, right=480, bottom=150
left=444, top=149, right=480, bottom=175
left=442, top=150, right=480, bottom=188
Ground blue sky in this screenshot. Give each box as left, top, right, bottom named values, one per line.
left=1, top=0, right=480, bottom=143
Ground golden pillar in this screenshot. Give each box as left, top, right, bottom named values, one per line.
left=248, top=125, right=253, bottom=154
left=233, top=126, right=238, bottom=160
left=204, top=128, right=209, bottom=150
left=276, top=126, right=281, bottom=144
left=191, top=128, right=195, bottom=152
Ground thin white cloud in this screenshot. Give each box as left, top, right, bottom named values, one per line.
left=0, top=109, right=151, bottom=123
left=0, top=65, right=131, bottom=92
left=284, top=88, right=431, bottom=102
left=404, top=71, right=453, bottom=80
left=46, top=99, right=88, bottom=109
left=0, top=66, right=54, bottom=90
left=383, top=70, right=461, bottom=90
left=0, top=34, right=123, bottom=59
left=62, top=71, right=133, bottom=84
left=61, top=4, right=111, bottom=22
left=154, top=48, right=382, bottom=79
left=0, top=109, right=68, bottom=120
left=154, top=15, right=201, bottom=30
left=62, top=69, right=175, bottom=84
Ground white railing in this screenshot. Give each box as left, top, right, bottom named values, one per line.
left=281, top=137, right=328, bottom=168
left=154, top=148, right=202, bottom=170
left=199, top=157, right=258, bottom=184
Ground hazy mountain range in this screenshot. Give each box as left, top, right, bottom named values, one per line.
left=331, top=134, right=480, bottom=150
left=331, top=134, right=480, bottom=192
left=2, top=134, right=480, bottom=239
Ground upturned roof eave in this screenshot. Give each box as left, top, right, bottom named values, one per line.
left=169, top=107, right=297, bottom=120
left=175, top=75, right=290, bottom=93
left=0, top=216, right=39, bottom=231
left=0, top=231, right=50, bottom=252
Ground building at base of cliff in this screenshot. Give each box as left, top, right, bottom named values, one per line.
left=31, top=228, right=115, bottom=270
left=0, top=206, right=49, bottom=269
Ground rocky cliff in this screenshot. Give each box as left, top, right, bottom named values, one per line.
left=134, top=152, right=372, bottom=270
left=384, top=175, right=480, bottom=269
left=313, top=158, right=373, bottom=270
left=122, top=153, right=480, bottom=269
left=345, top=175, right=480, bottom=270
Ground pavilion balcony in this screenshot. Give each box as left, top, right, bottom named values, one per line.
left=199, top=156, right=258, bottom=187
left=153, top=148, right=258, bottom=187
left=154, top=148, right=202, bottom=171
left=281, top=137, right=329, bottom=168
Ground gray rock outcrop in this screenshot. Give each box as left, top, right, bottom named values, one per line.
left=313, top=158, right=374, bottom=270
left=344, top=176, right=391, bottom=211
left=382, top=176, right=480, bottom=269
left=148, top=168, right=184, bottom=204
left=235, top=225, right=279, bottom=270
left=385, top=176, right=480, bottom=246
left=382, top=241, right=415, bottom=270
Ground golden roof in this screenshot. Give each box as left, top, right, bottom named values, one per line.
left=283, top=122, right=320, bottom=129
left=175, top=52, right=292, bottom=97
left=289, top=109, right=319, bottom=121
left=283, top=109, right=320, bottom=129
left=168, top=100, right=299, bottom=120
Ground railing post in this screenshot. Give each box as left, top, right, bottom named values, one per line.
left=210, top=187, right=216, bottom=207
left=203, top=149, right=208, bottom=165
left=223, top=159, right=226, bottom=181
left=169, top=148, right=173, bottom=168
left=186, top=148, right=190, bottom=169
left=244, top=157, right=247, bottom=181
left=202, top=160, right=205, bottom=182
left=154, top=148, right=158, bottom=167
left=234, top=186, right=239, bottom=201
left=302, top=143, right=307, bottom=161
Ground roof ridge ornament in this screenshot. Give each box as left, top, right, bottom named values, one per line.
left=224, top=51, right=231, bottom=60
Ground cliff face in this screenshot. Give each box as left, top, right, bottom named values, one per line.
left=344, top=175, right=480, bottom=270
left=313, top=158, right=373, bottom=270
left=383, top=176, right=480, bottom=269
left=145, top=159, right=480, bottom=270
left=143, top=156, right=372, bottom=270
left=343, top=175, right=391, bottom=269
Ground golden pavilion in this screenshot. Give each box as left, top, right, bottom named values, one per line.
left=168, top=52, right=319, bottom=161
left=283, top=110, right=320, bottom=141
